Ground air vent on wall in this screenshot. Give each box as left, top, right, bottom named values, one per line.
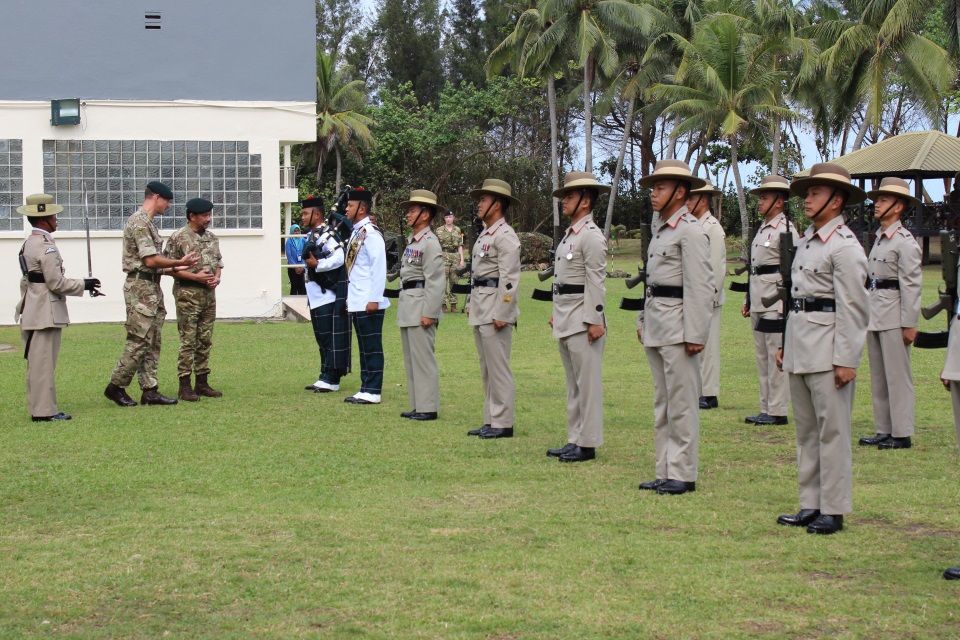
left=145, top=10, right=162, bottom=30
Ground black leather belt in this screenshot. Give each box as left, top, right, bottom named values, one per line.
left=754, top=317, right=785, bottom=333
left=647, top=284, right=684, bottom=298
left=127, top=271, right=161, bottom=283
left=553, top=283, right=585, bottom=295
left=751, top=265, right=780, bottom=276
left=472, top=277, right=499, bottom=288
left=791, top=297, right=836, bottom=312
left=865, top=277, right=899, bottom=290
left=177, top=279, right=207, bottom=289
left=26, top=272, right=45, bottom=283
left=402, top=280, right=425, bottom=290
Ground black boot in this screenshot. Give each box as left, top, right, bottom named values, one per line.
left=104, top=383, right=137, bottom=407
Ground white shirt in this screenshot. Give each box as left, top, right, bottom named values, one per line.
left=305, top=235, right=346, bottom=310
left=347, top=217, right=390, bottom=312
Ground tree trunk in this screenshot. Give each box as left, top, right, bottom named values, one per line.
left=604, top=95, right=636, bottom=244
left=335, top=147, right=342, bottom=193
left=548, top=75, right=562, bottom=248
left=771, top=115, right=780, bottom=173
left=729, top=135, right=750, bottom=249
left=852, top=119, right=869, bottom=151
left=666, top=116, right=681, bottom=159
left=583, top=53, right=594, bottom=171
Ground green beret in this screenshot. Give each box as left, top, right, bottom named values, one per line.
left=146, top=181, right=173, bottom=200
left=186, top=198, right=214, bottom=215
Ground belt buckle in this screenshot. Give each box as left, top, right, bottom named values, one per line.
left=868, top=278, right=877, bottom=291
left=552, top=283, right=560, bottom=295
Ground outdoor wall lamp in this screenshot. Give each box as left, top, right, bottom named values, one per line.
left=50, top=99, right=81, bottom=126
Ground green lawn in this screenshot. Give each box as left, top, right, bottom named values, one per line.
left=1, top=266, right=958, bottom=638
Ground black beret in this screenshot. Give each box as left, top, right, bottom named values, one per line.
left=348, top=188, right=373, bottom=203
left=186, top=198, right=214, bottom=215
left=146, top=181, right=173, bottom=200
left=301, top=196, right=324, bottom=209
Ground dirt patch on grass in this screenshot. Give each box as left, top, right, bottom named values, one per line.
left=806, top=569, right=879, bottom=582
left=0, top=343, right=14, bottom=354
left=742, top=620, right=786, bottom=635
left=859, top=518, right=960, bottom=539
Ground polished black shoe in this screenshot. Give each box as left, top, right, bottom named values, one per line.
left=409, top=412, right=438, bottom=421
left=699, top=396, right=719, bottom=410
left=777, top=509, right=820, bottom=527
left=547, top=443, right=576, bottom=458
left=878, top=436, right=912, bottom=450
left=638, top=479, right=666, bottom=491
left=807, top=514, right=843, bottom=534
left=467, top=424, right=491, bottom=436
left=754, top=414, right=788, bottom=425
left=558, top=446, right=595, bottom=462
left=32, top=412, right=72, bottom=422
left=745, top=413, right=768, bottom=424
left=141, top=387, right=178, bottom=406
left=859, top=433, right=891, bottom=446
left=401, top=410, right=416, bottom=419
left=656, top=479, right=696, bottom=495
left=104, top=382, right=137, bottom=407
left=479, top=427, right=513, bottom=439
left=944, top=567, right=960, bottom=580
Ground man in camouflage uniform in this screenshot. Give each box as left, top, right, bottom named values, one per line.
left=436, top=210, right=464, bottom=312
left=104, top=181, right=198, bottom=407
left=163, top=198, right=224, bottom=402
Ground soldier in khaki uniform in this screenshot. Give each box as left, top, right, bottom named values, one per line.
left=636, top=161, right=713, bottom=494
left=858, top=178, right=922, bottom=450
left=15, top=194, right=102, bottom=421
left=743, top=175, right=799, bottom=426
left=436, top=211, right=465, bottom=312
left=546, top=172, right=608, bottom=463
left=163, top=198, right=225, bottom=402
left=464, top=179, right=522, bottom=439
left=939, top=252, right=960, bottom=581
left=104, top=181, right=198, bottom=407
left=686, top=180, right=726, bottom=410
left=397, top=190, right=446, bottom=420
left=776, top=163, right=869, bottom=535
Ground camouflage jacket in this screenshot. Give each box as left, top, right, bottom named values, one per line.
left=122, top=208, right=163, bottom=274
left=164, top=226, right=223, bottom=296
left=436, top=225, right=463, bottom=253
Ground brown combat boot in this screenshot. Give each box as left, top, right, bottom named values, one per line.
left=450, top=302, right=458, bottom=313
left=195, top=374, right=223, bottom=398
left=104, top=382, right=137, bottom=407
left=141, top=387, right=178, bottom=405
left=178, top=376, right=200, bottom=402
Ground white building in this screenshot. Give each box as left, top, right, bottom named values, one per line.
left=0, top=0, right=315, bottom=324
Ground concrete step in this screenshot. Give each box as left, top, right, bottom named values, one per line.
left=281, top=296, right=310, bottom=322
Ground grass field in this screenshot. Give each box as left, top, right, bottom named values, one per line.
left=1, top=261, right=959, bottom=638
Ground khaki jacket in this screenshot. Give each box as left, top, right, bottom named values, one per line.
left=942, top=264, right=960, bottom=380
left=782, top=215, right=870, bottom=374
left=866, top=221, right=922, bottom=331
left=468, top=218, right=521, bottom=326
left=749, top=213, right=799, bottom=315
left=16, top=231, right=85, bottom=329
left=638, top=206, right=713, bottom=347
left=552, top=214, right=606, bottom=339
left=701, top=212, right=726, bottom=307
left=397, top=227, right=445, bottom=327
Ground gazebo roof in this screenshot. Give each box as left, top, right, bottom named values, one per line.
left=793, top=130, right=960, bottom=180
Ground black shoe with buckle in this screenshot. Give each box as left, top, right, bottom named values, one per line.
left=639, top=479, right=666, bottom=491
left=699, top=396, right=718, bottom=410
left=479, top=427, right=513, bottom=439
left=409, top=412, right=438, bottom=421
left=558, top=446, right=595, bottom=462
left=547, top=443, right=576, bottom=458
left=745, top=413, right=768, bottom=424
left=859, top=433, right=891, bottom=446
left=807, top=514, right=843, bottom=535
left=944, top=567, right=960, bottom=580
left=656, top=479, right=696, bottom=495
left=777, top=509, right=820, bottom=527
left=468, top=424, right=491, bottom=436
left=878, top=436, right=911, bottom=449
left=32, top=412, right=72, bottom=422
left=754, top=414, right=788, bottom=426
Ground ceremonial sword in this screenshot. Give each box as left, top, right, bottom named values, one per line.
left=81, top=182, right=104, bottom=297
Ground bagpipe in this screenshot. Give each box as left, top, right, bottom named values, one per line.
left=304, top=186, right=355, bottom=289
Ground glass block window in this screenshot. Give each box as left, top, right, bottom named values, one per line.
left=42, top=140, right=263, bottom=231
left=0, top=139, right=24, bottom=232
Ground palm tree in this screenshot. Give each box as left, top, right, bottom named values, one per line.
left=314, top=49, right=375, bottom=192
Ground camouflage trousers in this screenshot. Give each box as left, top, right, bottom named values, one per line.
left=174, top=285, right=217, bottom=378
left=443, top=252, right=461, bottom=308
left=110, top=278, right=166, bottom=390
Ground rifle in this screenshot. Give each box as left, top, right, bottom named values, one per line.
left=531, top=247, right=556, bottom=302
left=759, top=232, right=796, bottom=351
left=383, top=201, right=405, bottom=297
left=729, top=222, right=757, bottom=308
left=619, top=220, right=651, bottom=311
left=915, top=230, right=958, bottom=349
left=451, top=213, right=482, bottom=298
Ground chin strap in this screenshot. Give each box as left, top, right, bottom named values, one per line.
left=808, top=188, right=838, bottom=222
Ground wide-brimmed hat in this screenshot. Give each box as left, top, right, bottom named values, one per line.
left=469, top=178, right=521, bottom=207
left=749, top=174, right=792, bottom=196
left=867, top=177, right=920, bottom=206
left=638, top=160, right=707, bottom=190
left=789, top=163, right=866, bottom=205
left=689, top=179, right=722, bottom=196
left=399, top=189, right=443, bottom=211
left=17, top=193, right=63, bottom=216
left=552, top=172, right=611, bottom=198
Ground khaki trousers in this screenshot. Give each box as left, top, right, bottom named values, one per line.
left=950, top=381, right=960, bottom=454
left=400, top=324, right=439, bottom=413
left=700, top=306, right=722, bottom=396
left=646, top=343, right=701, bottom=482
left=473, top=323, right=515, bottom=429
left=22, top=327, right=62, bottom=418
left=789, top=371, right=854, bottom=515
left=866, top=330, right=914, bottom=437
left=558, top=331, right=604, bottom=448
left=752, top=314, right=789, bottom=415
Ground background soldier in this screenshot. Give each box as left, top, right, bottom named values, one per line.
left=776, top=163, right=869, bottom=535
left=546, top=172, right=608, bottom=463
left=686, top=180, right=726, bottom=410
left=397, top=190, right=445, bottom=420
left=16, top=193, right=102, bottom=421
left=437, top=210, right=465, bottom=312
left=859, top=178, right=922, bottom=450
left=744, top=176, right=799, bottom=426
left=465, top=179, right=521, bottom=439
left=939, top=238, right=960, bottom=580
left=164, top=197, right=224, bottom=402
left=636, top=161, right=713, bottom=494
left=104, top=181, right=198, bottom=408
